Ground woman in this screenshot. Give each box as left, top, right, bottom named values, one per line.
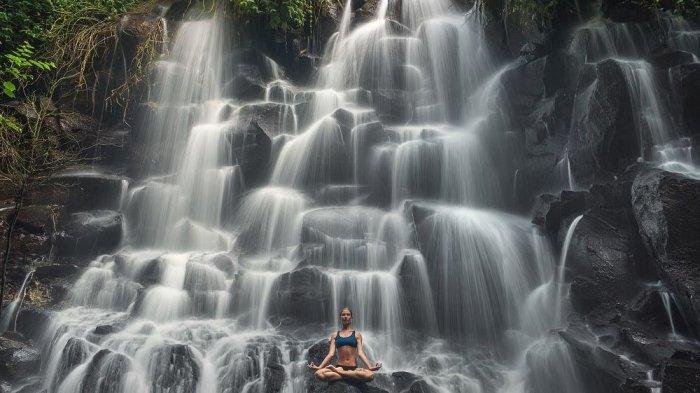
left=307, top=307, right=382, bottom=382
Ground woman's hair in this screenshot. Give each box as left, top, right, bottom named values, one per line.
left=339, top=307, right=353, bottom=317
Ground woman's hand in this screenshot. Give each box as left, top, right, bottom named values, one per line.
left=369, top=362, right=382, bottom=371
left=307, top=362, right=321, bottom=371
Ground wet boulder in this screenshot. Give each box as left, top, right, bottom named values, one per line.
left=114, top=254, right=161, bottom=286
left=56, top=172, right=128, bottom=212
left=559, top=327, right=647, bottom=391
left=269, top=266, right=332, bottom=325
left=501, top=56, right=546, bottom=125
left=216, top=341, right=263, bottom=392
left=372, top=89, right=415, bottom=124
left=306, top=339, right=329, bottom=365
left=351, top=122, right=385, bottom=185
left=301, top=207, right=374, bottom=243
left=263, top=345, right=286, bottom=393
left=316, top=185, right=369, bottom=205
left=569, top=59, right=638, bottom=184
left=11, top=307, right=50, bottom=342
left=236, top=102, right=297, bottom=138
left=632, top=169, right=700, bottom=334
left=406, top=380, right=431, bottom=393
left=51, top=337, right=92, bottom=391
left=391, top=371, right=422, bottom=391
left=660, top=350, right=700, bottom=393
left=54, top=210, right=124, bottom=257
left=565, top=211, right=644, bottom=314
left=0, top=337, right=40, bottom=381
left=81, top=349, right=132, bottom=393
left=224, top=119, right=272, bottom=187
left=532, top=191, right=587, bottom=233
left=647, top=48, right=695, bottom=70
left=94, top=124, right=131, bottom=164
left=148, top=344, right=199, bottom=393
left=224, top=65, right=266, bottom=101
left=669, top=63, right=700, bottom=136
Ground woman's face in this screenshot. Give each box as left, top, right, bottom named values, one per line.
left=340, top=309, right=352, bottom=324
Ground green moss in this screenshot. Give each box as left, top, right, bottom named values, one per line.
left=232, top=0, right=330, bottom=33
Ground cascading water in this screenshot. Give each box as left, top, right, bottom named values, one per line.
left=569, top=12, right=700, bottom=181
left=0, top=269, right=35, bottom=334
left=33, top=1, right=607, bottom=392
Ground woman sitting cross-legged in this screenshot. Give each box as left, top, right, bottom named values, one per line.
left=307, top=307, right=382, bottom=382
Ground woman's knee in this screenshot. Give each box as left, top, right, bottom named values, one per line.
left=360, top=370, right=374, bottom=381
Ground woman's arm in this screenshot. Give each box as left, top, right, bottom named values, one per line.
left=357, top=332, right=381, bottom=370
left=317, top=332, right=337, bottom=368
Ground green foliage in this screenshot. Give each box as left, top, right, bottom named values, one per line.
left=664, top=0, right=700, bottom=17
left=0, top=0, right=53, bottom=52
left=1, top=42, right=55, bottom=99
left=0, top=0, right=141, bottom=101
left=505, top=0, right=561, bottom=29
left=0, top=114, right=21, bottom=133
left=234, top=0, right=315, bottom=32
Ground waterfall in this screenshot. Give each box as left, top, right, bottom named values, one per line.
left=569, top=15, right=700, bottom=179
left=0, top=269, right=35, bottom=334
left=555, top=215, right=584, bottom=326
left=660, top=290, right=678, bottom=337
left=32, top=1, right=597, bottom=392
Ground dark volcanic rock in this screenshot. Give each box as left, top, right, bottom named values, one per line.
left=372, top=89, right=415, bottom=124
left=236, top=102, right=297, bottom=138
left=51, top=337, right=92, bottom=391
left=0, top=337, right=40, bottom=381
left=224, top=119, right=272, bottom=188
left=14, top=307, right=50, bottom=340
left=660, top=350, right=700, bottom=393
left=559, top=327, right=647, bottom=391
left=316, top=185, right=369, bottom=205
left=632, top=169, right=700, bottom=334
left=501, top=57, right=546, bottom=125
left=391, top=371, right=421, bottom=391
left=532, top=191, right=587, bottom=232
left=224, top=65, right=266, bottom=101
left=54, top=210, right=123, bottom=257
left=56, top=172, right=128, bottom=212
left=81, top=348, right=132, bottom=393
left=569, top=59, right=638, bottom=184
left=264, top=345, right=286, bottom=392
left=669, top=63, right=700, bottom=136
left=148, top=344, right=199, bottom=393
left=647, top=48, right=695, bottom=69
left=270, top=267, right=332, bottom=324
left=302, top=207, right=371, bottom=242
left=407, top=380, right=431, bottom=393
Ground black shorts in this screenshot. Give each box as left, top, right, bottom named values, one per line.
left=335, top=364, right=357, bottom=371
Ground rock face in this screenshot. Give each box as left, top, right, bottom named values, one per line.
left=224, top=65, right=267, bottom=101
left=56, top=172, right=128, bottom=212
left=632, top=169, right=700, bottom=334
left=565, top=213, right=642, bottom=314
left=0, top=337, right=41, bottom=381
left=54, top=210, right=124, bottom=256
left=569, top=59, right=638, bottom=184
left=269, top=266, right=332, bottom=325
left=225, top=119, right=272, bottom=188
left=148, top=344, right=199, bottom=393
left=670, top=63, right=700, bottom=136
left=660, top=350, right=700, bottom=393
left=51, top=338, right=91, bottom=391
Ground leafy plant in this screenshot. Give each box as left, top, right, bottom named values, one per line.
left=1, top=42, right=55, bottom=99
left=234, top=0, right=315, bottom=32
